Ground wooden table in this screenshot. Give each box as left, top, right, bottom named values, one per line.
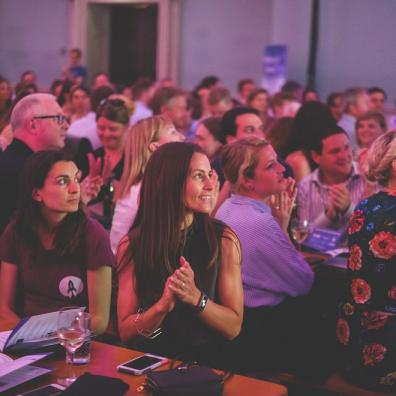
left=3, top=339, right=287, bottom=396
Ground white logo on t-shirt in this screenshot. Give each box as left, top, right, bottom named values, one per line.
left=59, top=276, right=84, bottom=298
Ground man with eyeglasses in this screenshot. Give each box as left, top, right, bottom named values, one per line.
left=0, top=93, right=69, bottom=233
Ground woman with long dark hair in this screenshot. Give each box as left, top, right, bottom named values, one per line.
left=116, top=142, right=243, bottom=362
left=0, top=151, right=113, bottom=335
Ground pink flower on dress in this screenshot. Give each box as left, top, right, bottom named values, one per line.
left=351, top=278, right=371, bottom=304
left=349, top=245, right=362, bottom=271
left=348, top=210, right=365, bottom=234
left=361, top=311, right=389, bottom=330
left=336, top=318, right=350, bottom=345
left=362, top=343, right=387, bottom=366
left=388, top=286, right=396, bottom=300
left=369, top=231, right=396, bottom=259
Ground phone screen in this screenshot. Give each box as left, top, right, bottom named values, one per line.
left=123, top=355, right=163, bottom=370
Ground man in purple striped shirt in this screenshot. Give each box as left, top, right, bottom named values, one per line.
left=297, top=127, right=366, bottom=246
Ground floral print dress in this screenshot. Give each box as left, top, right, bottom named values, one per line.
left=337, top=191, right=396, bottom=390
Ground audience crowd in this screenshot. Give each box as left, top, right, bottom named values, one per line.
left=0, top=48, right=396, bottom=393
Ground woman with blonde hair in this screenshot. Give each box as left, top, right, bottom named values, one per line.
left=337, top=130, right=396, bottom=392
left=110, top=116, right=184, bottom=253
left=215, top=137, right=316, bottom=371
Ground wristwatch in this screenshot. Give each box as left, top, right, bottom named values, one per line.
left=196, top=292, right=208, bottom=312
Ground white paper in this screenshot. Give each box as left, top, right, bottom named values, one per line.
left=0, top=353, right=50, bottom=377
left=0, top=330, right=12, bottom=352
left=5, top=308, right=83, bottom=351
left=0, top=365, right=52, bottom=392
left=0, top=352, right=13, bottom=365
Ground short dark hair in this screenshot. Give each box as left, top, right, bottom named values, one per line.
left=131, top=78, right=152, bottom=100
left=20, top=70, right=36, bottom=81
left=237, top=79, right=254, bottom=93
left=220, top=107, right=259, bottom=144
left=149, top=87, right=186, bottom=115
left=311, top=125, right=348, bottom=154
left=281, top=80, right=302, bottom=95
left=91, top=85, right=115, bottom=112
left=247, top=88, right=269, bottom=105
left=70, top=85, right=90, bottom=98
left=368, top=86, right=387, bottom=100
left=199, top=75, right=220, bottom=89
left=271, top=92, right=294, bottom=109
left=326, top=92, right=343, bottom=107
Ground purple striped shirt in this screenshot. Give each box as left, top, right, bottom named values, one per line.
left=297, top=164, right=366, bottom=244
left=216, top=195, right=314, bottom=308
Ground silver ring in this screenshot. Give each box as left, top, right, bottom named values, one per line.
left=276, top=206, right=280, bottom=210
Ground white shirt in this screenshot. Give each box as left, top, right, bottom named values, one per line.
left=110, top=183, right=141, bottom=254
left=129, top=101, right=153, bottom=126
left=67, top=112, right=101, bottom=150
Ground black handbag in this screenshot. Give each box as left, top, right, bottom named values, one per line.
left=145, top=364, right=229, bottom=396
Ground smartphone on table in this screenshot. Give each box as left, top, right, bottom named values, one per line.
left=117, top=353, right=168, bottom=375
left=17, top=383, right=65, bottom=396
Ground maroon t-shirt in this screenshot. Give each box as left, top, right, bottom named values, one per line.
left=0, top=217, right=114, bottom=316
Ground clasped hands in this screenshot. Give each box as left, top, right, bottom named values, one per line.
left=158, top=256, right=201, bottom=313
left=325, top=183, right=351, bottom=222
left=267, top=177, right=297, bottom=232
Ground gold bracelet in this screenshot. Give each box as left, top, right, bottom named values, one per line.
left=133, top=308, right=162, bottom=339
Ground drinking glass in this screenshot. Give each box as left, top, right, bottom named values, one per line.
left=290, top=217, right=310, bottom=251
left=57, top=307, right=87, bottom=386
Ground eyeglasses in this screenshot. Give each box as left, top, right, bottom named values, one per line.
left=33, top=114, right=69, bottom=125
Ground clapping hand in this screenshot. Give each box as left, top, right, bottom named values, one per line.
left=79, top=153, right=104, bottom=204
left=87, top=153, right=102, bottom=178
left=329, top=184, right=351, bottom=214
left=80, top=176, right=102, bottom=204
left=158, top=277, right=177, bottom=313
left=168, top=257, right=201, bottom=307
left=269, top=177, right=297, bottom=232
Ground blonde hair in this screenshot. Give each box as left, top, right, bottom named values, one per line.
left=221, top=137, right=269, bottom=192
left=366, top=130, right=396, bottom=186
left=115, top=115, right=174, bottom=200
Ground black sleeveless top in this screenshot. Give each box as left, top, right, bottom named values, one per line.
left=128, top=218, right=226, bottom=359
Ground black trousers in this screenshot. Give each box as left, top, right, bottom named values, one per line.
left=225, top=297, right=339, bottom=378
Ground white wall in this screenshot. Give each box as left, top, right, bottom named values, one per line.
left=0, top=0, right=69, bottom=89
left=179, top=0, right=273, bottom=95
left=317, top=0, right=396, bottom=102
left=270, top=0, right=311, bottom=85
left=2, top=0, right=396, bottom=102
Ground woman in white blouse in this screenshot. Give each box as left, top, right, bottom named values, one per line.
left=110, top=116, right=184, bottom=253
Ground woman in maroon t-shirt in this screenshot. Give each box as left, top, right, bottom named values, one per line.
left=0, top=151, right=113, bottom=335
